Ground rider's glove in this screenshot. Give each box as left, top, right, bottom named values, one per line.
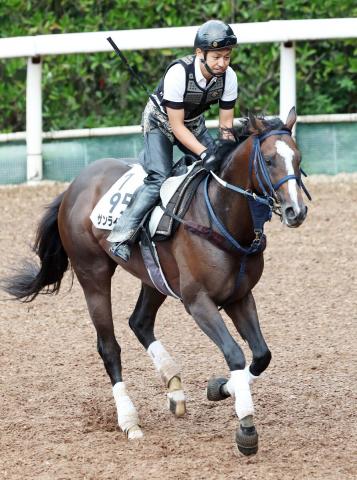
left=200, top=145, right=219, bottom=172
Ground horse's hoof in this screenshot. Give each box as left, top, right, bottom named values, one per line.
left=235, top=425, right=258, bottom=456
left=126, top=425, right=144, bottom=440
left=167, top=390, right=186, bottom=417
left=207, top=377, right=230, bottom=401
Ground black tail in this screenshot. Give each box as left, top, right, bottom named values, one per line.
left=2, top=191, right=70, bottom=302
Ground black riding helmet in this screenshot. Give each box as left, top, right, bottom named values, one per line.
left=194, top=20, right=237, bottom=77
left=194, top=20, right=237, bottom=51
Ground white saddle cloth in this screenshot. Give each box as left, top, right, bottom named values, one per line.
left=90, top=162, right=197, bottom=237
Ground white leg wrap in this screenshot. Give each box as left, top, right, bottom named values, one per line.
left=226, top=369, right=254, bottom=420
left=167, top=389, right=185, bottom=403
left=245, top=365, right=259, bottom=385
left=112, top=382, right=143, bottom=438
left=147, top=340, right=181, bottom=386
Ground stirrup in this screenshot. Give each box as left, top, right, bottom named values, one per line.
left=110, top=242, right=131, bottom=261
left=107, top=226, right=137, bottom=243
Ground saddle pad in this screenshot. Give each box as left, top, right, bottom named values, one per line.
left=90, top=162, right=198, bottom=232
left=90, top=164, right=147, bottom=230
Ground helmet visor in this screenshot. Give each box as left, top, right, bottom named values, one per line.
left=203, top=35, right=237, bottom=50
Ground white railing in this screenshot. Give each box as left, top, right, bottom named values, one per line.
left=0, top=18, right=356, bottom=181
left=1, top=114, right=357, bottom=143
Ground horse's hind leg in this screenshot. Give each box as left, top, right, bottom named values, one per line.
left=129, top=283, right=186, bottom=416
left=72, top=255, right=143, bottom=439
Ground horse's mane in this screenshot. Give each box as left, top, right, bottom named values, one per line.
left=215, top=115, right=286, bottom=166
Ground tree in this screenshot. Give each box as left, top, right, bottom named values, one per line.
left=0, top=0, right=356, bottom=132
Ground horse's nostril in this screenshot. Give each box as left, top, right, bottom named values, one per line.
left=285, top=206, right=295, bottom=220
left=284, top=205, right=307, bottom=224
left=299, top=206, right=308, bottom=220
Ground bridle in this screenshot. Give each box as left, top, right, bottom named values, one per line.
left=204, top=128, right=311, bottom=256
left=248, top=128, right=312, bottom=210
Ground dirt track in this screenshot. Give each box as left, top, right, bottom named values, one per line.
left=0, top=174, right=356, bottom=480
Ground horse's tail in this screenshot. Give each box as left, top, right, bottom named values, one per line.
left=2, top=191, right=70, bottom=302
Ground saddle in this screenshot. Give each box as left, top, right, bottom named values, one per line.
left=90, top=155, right=207, bottom=240
left=128, top=159, right=206, bottom=244
left=150, top=162, right=207, bottom=241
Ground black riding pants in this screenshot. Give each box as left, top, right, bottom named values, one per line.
left=143, top=127, right=215, bottom=190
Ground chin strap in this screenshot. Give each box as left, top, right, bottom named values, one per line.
left=201, top=53, right=224, bottom=78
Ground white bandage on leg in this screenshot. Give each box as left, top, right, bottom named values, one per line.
left=147, top=340, right=181, bottom=386
left=226, top=369, right=254, bottom=419
left=245, top=365, right=259, bottom=385
left=167, top=389, right=185, bottom=403
left=112, top=382, right=142, bottom=438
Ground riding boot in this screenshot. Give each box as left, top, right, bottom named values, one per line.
left=108, top=181, right=160, bottom=259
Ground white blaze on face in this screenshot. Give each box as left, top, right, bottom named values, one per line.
left=275, top=140, right=300, bottom=214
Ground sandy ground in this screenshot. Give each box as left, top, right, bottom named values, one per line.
left=0, top=174, right=356, bottom=480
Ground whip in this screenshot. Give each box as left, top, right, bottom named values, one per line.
left=106, top=36, right=161, bottom=110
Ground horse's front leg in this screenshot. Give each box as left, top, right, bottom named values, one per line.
left=224, top=291, right=272, bottom=378
left=186, top=292, right=258, bottom=455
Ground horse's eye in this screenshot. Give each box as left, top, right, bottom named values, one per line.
left=265, top=155, right=273, bottom=166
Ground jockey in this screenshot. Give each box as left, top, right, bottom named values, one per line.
left=109, top=19, right=238, bottom=260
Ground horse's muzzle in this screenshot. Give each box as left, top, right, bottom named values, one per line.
left=283, top=204, right=308, bottom=228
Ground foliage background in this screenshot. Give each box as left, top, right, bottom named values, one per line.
left=0, top=0, right=356, bottom=132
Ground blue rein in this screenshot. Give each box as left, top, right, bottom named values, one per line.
left=204, top=128, right=311, bottom=256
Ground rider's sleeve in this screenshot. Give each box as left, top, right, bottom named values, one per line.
left=161, top=63, right=186, bottom=109
left=219, top=67, right=238, bottom=110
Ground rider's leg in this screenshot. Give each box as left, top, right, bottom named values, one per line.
left=109, top=128, right=173, bottom=260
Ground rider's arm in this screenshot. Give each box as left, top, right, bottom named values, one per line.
left=218, top=66, right=237, bottom=140
left=166, top=107, right=207, bottom=156
left=219, top=108, right=235, bottom=140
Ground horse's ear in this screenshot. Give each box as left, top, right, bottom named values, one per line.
left=248, top=111, right=258, bottom=132
left=285, top=106, right=297, bottom=130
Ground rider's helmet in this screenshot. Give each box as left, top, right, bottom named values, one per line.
left=194, top=20, right=237, bottom=51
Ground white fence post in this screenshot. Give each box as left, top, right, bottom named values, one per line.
left=280, top=41, right=296, bottom=127
left=26, top=56, right=43, bottom=182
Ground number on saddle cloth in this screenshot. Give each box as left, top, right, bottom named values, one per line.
left=90, top=164, right=147, bottom=230
left=90, top=156, right=203, bottom=234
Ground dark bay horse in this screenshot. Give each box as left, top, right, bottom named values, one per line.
left=3, top=107, right=308, bottom=454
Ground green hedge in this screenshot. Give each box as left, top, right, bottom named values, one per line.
left=1, top=1, right=356, bottom=133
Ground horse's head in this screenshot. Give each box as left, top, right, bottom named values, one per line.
left=241, top=108, right=309, bottom=228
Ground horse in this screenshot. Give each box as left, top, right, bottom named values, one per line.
left=2, top=107, right=309, bottom=455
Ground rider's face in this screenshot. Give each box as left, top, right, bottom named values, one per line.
left=197, top=48, right=232, bottom=77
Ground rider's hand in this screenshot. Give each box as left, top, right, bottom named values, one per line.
left=200, top=145, right=219, bottom=171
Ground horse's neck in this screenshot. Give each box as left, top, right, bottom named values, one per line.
left=210, top=141, right=254, bottom=243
